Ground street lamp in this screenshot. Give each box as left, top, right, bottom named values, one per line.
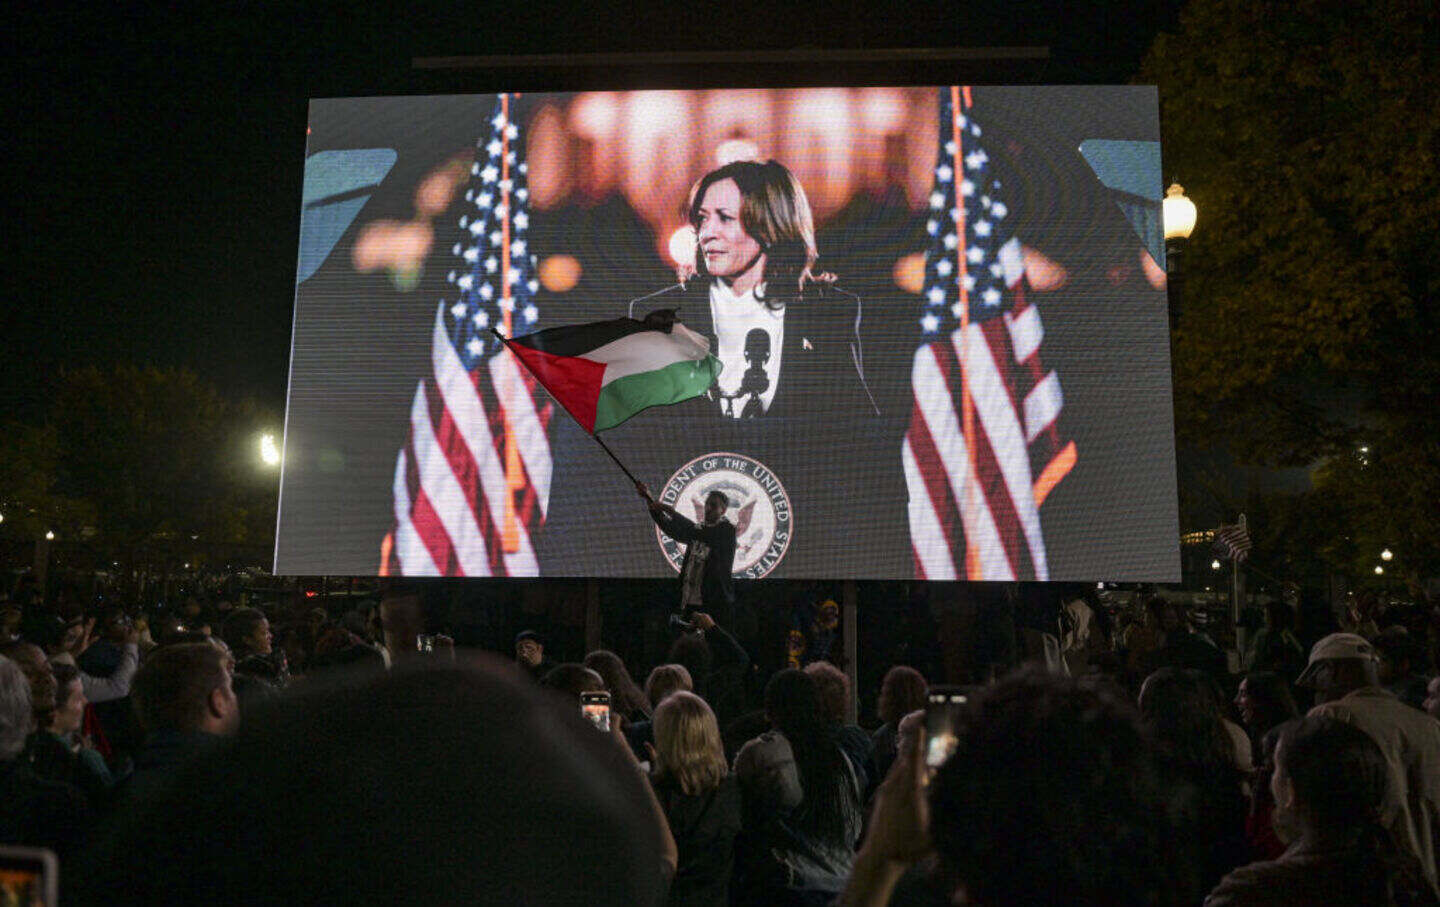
left=259, top=432, right=282, bottom=467
left=1211, top=559, right=1222, bottom=571
left=1163, top=183, right=1197, bottom=241
left=1374, top=565, right=1384, bottom=575
left=1163, top=182, right=1197, bottom=330
left=1380, top=549, right=1393, bottom=561
left=45, top=530, right=55, bottom=541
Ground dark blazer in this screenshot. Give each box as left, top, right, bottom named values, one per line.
left=648, top=505, right=737, bottom=608
left=627, top=280, right=880, bottom=419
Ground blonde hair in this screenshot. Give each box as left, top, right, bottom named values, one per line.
left=686, top=159, right=821, bottom=307
left=653, top=691, right=728, bottom=796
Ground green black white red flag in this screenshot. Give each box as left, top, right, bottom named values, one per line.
left=496, top=309, right=722, bottom=435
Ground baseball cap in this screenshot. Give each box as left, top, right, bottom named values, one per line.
left=1295, top=632, right=1376, bottom=687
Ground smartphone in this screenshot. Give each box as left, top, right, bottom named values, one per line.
left=416, top=634, right=435, bottom=653
left=924, top=686, right=968, bottom=773
left=581, top=691, right=612, bottom=732
left=0, top=846, right=58, bottom=907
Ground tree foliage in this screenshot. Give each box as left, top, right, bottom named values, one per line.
left=1140, top=0, right=1438, bottom=584
left=44, top=366, right=278, bottom=566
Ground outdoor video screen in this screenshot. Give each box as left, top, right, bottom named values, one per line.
left=277, top=86, right=1180, bottom=581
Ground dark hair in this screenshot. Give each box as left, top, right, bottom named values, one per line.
left=666, top=634, right=713, bottom=693
left=132, top=643, right=231, bottom=733
left=686, top=159, right=820, bottom=311
left=583, top=650, right=651, bottom=718
left=877, top=665, right=928, bottom=726
left=221, top=608, right=267, bottom=656
left=1239, top=671, right=1299, bottom=735
left=705, top=489, right=729, bottom=509
left=1138, top=668, right=1235, bottom=776
left=929, top=667, right=1190, bottom=906
left=1278, top=716, right=1434, bottom=904
left=539, top=664, right=605, bottom=702
left=69, top=658, right=669, bottom=905
left=802, top=661, right=850, bottom=724
left=763, top=669, right=856, bottom=847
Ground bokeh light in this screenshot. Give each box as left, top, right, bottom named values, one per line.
left=539, top=255, right=582, bottom=293
left=667, top=226, right=697, bottom=267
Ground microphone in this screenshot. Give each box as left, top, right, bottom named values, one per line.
left=739, top=328, right=770, bottom=418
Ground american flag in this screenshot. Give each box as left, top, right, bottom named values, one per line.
left=903, top=86, right=1077, bottom=581
left=1214, top=514, right=1251, bottom=563
left=383, top=94, right=554, bottom=576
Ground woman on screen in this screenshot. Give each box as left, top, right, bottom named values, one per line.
left=629, top=160, right=879, bottom=419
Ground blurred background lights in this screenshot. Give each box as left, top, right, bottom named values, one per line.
left=893, top=253, right=926, bottom=294
left=715, top=138, right=761, bottom=165
left=538, top=255, right=582, bottom=293
left=1380, top=548, right=1393, bottom=561
left=667, top=226, right=697, bottom=267
left=45, top=531, right=55, bottom=541
left=1374, top=565, right=1384, bottom=575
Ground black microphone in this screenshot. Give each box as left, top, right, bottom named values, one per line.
left=739, top=328, right=770, bottom=418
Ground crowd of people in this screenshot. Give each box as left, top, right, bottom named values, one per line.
left=1, top=577, right=1438, bottom=905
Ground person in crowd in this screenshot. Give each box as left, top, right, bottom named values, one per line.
left=1059, top=589, right=1106, bottom=675
left=223, top=606, right=284, bottom=687
left=1243, top=599, right=1306, bottom=679
left=1374, top=626, right=1434, bottom=713
left=666, top=611, right=749, bottom=729
left=629, top=663, right=695, bottom=759
left=0, top=640, right=57, bottom=728
left=1120, top=594, right=1168, bottom=680
left=1138, top=667, right=1250, bottom=898
left=308, top=626, right=386, bottom=674
left=122, top=641, right=240, bottom=804
left=1206, top=716, right=1440, bottom=906
left=1427, top=676, right=1440, bottom=721
left=25, top=662, right=115, bottom=806
left=867, top=666, right=927, bottom=793
left=842, top=666, right=1194, bottom=907
left=1299, top=632, right=1440, bottom=890
left=539, top=663, right=606, bottom=702
left=515, top=629, right=555, bottom=682
left=803, top=661, right=872, bottom=790
left=1196, top=669, right=1254, bottom=773
left=1235, top=670, right=1301, bottom=752
left=71, top=657, right=674, bottom=906
left=585, top=649, right=652, bottom=724
left=649, top=690, right=742, bottom=907
left=1244, top=722, right=1293, bottom=863
left=76, top=607, right=134, bottom=678
left=46, top=613, right=141, bottom=704
left=0, top=655, right=87, bottom=856
left=733, top=668, right=863, bottom=904
left=1150, top=600, right=1228, bottom=680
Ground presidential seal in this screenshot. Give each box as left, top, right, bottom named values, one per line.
left=656, top=452, right=792, bottom=579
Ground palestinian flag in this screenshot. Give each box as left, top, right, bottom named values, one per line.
left=498, top=309, right=721, bottom=433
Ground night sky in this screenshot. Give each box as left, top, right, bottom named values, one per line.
left=9, top=1, right=1182, bottom=422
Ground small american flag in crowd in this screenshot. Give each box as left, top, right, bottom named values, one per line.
left=1214, top=514, right=1252, bottom=563
left=384, top=94, right=554, bottom=576
left=903, top=86, right=1077, bottom=581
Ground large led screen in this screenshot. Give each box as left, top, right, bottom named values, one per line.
left=277, top=86, right=1180, bottom=581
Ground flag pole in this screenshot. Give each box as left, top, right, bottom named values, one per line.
left=490, top=328, right=644, bottom=489
left=591, top=433, right=642, bottom=487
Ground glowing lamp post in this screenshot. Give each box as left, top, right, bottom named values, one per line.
left=1162, top=182, right=1197, bottom=330
left=259, top=433, right=282, bottom=468
left=1163, top=183, right=1197, bottom=241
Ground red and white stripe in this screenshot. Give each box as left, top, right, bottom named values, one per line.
left=905, top=271, right=1070, bottom=582
left=390, top=304, right=553, bottom=576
